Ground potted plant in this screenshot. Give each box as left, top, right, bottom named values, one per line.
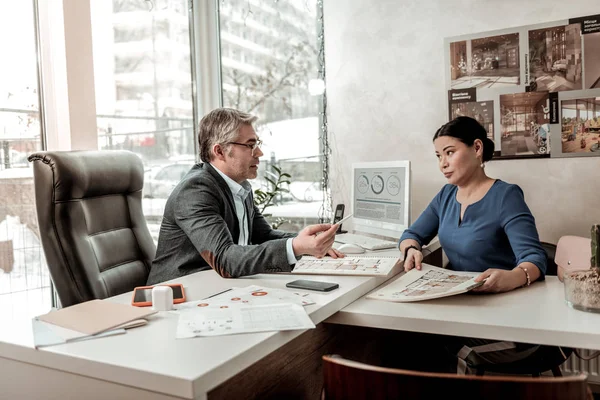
left=563, top=225, right=600, bottom=313
left=253, top=165, right=292, bottom=229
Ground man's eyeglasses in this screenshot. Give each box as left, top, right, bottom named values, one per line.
left=227, top=139, right=263, bottom=156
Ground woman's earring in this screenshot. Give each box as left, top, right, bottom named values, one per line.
left=480, top=162, right=485, bottom=169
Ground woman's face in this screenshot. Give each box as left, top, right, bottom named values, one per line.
left=434, top=136, right=482, bottom=186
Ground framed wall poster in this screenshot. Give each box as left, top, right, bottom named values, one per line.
left=445, top=13, right=600, bottom=160
left=499, top=91, right=550, bottom=158
left=550, top=88, right=600, bottom=158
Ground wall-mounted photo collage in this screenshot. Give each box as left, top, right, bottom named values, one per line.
left=445, top=14, right=600, bottom=160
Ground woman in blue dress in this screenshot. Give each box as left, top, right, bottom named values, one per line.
left=399, top=116, right=546, bottom=292
left=397, top=117, right=554, bottom=374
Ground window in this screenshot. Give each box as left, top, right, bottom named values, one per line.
left=0, top=0, right=49, bottom=319
left=91, top=0, right=196, bottom=244
left=155, top=164, right=189, bottom=181
left=219, top=0, right=324, bottom=230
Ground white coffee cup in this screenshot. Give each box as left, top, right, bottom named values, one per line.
left=152, top=285, right=173, bottom=311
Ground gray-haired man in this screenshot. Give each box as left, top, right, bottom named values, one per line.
left=147, top=108, right=342, bottom=284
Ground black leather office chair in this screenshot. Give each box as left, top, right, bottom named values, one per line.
left=541, top=241, right=558, bottom=276
left=28, top=150, right=156, bottom=307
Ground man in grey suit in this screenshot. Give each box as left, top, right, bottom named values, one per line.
left=147, top=108, right=342, bottom=284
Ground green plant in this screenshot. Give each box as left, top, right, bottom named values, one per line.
left=254, top=165, right=292, bottom=229
left=591, top=225, right=600, bottom=274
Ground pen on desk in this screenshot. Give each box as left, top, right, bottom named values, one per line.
left=202, top=288, right=232, bottom=300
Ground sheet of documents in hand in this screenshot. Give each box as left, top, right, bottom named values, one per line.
left=366, top=264, right=482, bottom=302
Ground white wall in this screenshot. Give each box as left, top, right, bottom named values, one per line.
left=324, top=0, right=600, bottom=244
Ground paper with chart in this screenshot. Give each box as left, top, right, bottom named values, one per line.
left=173, top=285, right=315, bottom=311
left=367, top=264, right=482, bottom=302
left=175, top=303, right=315, bottom=338
left=292, top=256, right=400, bottom=276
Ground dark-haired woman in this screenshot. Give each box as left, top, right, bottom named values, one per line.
left=395, top=117, right=559, bottom=374
left=399, top=116, right=547, bottom=293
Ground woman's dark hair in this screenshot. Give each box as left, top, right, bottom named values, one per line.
left=433, top=116, right=495, bottom=162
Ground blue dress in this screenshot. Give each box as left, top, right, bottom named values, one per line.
left=399, top=180, right=547, bottom=276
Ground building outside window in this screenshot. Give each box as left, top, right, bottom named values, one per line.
left=91, top=0, right=196, bottom=243
left=219, top=0, right=325, bottom=230
left=0, top=0, right=328, bottom=317
left=0, top=0, right=50, bottom=319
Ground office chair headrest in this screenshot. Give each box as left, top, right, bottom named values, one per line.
left=28, top=150, right=144, bottom=200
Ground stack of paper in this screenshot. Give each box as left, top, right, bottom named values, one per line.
left=33, top=299, right=156, bottom=348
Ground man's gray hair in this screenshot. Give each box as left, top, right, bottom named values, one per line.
left=198, top=108, right=258, bottom=162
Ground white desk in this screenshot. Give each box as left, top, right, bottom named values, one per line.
left=0, top=270, right=396, bottom=400
left=326, top=275, right=600, bottom=351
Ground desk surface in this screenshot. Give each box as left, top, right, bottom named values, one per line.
left=326, top=275, right=600, bottom=351
left=0, top=270, right=394, bottom=399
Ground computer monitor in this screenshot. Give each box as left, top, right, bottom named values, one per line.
left=350, top=160, right=410, bottom=239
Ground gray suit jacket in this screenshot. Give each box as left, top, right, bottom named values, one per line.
left=147, top=163, right=296, bottom=285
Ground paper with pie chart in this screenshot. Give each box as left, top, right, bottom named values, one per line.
left=174, top=285, right=315, bottom=311
left=354, top=166, right=407, bottom=225
left=174, top=285, right=316, bottom=338
left=175, top=302, right=315, bottom=338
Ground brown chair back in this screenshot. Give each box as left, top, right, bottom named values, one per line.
left=322, top=355, right=591, bottom=400
left=28, top=150, right=156, bottom=307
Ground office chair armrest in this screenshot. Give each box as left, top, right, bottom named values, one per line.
left=422, top=238, right=444, bottom=267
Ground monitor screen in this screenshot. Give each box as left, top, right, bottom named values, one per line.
left=351, top=161, right=410, bottom=239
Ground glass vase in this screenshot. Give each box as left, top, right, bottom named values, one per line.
left=563, top=270, right=600, bottom=313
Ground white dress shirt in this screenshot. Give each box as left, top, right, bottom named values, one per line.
left=212, top=164, right=297, bottom=265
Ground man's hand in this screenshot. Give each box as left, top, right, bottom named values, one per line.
left=292, top=224, right=338, bottom=258
left=471, top=268, right=525, bottom=293
left=326, top=248, right=345, bottom=259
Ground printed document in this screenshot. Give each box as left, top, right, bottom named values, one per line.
left=175, top=303, right=315, bottom=338
left=367, top=264, right=482, bottom=302
left=292, top=256, right=400, bottom=276
left=173, top=285, right=315, bottom=311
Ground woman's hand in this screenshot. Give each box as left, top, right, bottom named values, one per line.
left=403, top=248, right=424, bottom=272
left=471, top=268, right=525, bottom=293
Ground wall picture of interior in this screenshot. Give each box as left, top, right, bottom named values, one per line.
left=450, top=33, right=521, bottom=89
left=450, top=33, right=520, bottom=89
left=450, top=100, right=495, bottom=141
left=561, top=97, right=600, bottom=153
left=528, top=24, right=582, bottom=92
left=584, top=32, right=600, bottom=89
left=500, top=92, right=551, bottom=157
left=449, top=40, right=468, bottom=81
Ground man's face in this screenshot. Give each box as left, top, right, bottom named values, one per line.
left=222, top=124, right=263, bottom=183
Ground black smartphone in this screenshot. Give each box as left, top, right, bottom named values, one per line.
left=286, top=279, right=339, bottom=292
left=332, top=204, right=345, bottom=233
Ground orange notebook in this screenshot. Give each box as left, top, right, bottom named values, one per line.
left=36, top=299, right=156, bottom=335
